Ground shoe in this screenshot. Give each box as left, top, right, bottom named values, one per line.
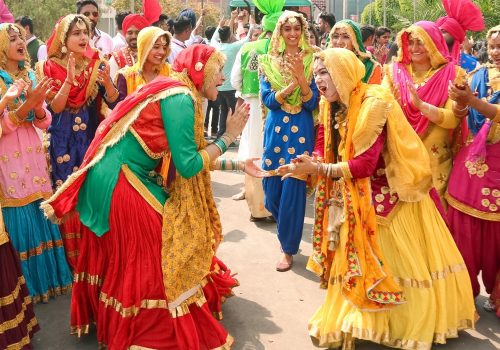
left=250, top=215, right=275, bottom=222
left=232, top=191, right=246, bottom=200
left=276, top=259, right=293, bottom=272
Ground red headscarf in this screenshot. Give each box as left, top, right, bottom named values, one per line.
left=436, top=0, right=485, bottom=62
left=172, top=44, right=219, bottom=90
left=122, top=14, right=150, bottom=34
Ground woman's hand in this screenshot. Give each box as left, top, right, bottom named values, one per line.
left=244, top=158, right=269, bottom=178
left=97, top=61, right=113, bottom=89
left=25, top=76, right=53, bottom=111
left=66, top=52, right=76, bottom=84
left=277, top=154, right=317, bottom=180
left=3, top=79, right=28, bottom=101
left=448, top=80, right=475, bottom=107
left=225, top=102, right=250, bottom=139
left=286, top=52, right=306, bottom=84
left=408, top=83, right=424, bottom=110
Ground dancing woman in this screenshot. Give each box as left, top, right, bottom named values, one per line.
left=280, top=48, right=476, bottom=350
left=447, top=25, right=500, bottom=317
left=259, top=10, right=319, bottom=272
left=382, top=21, right=466, bottom=207
left=0, top=23, right=72, bottom=301
left=37, top=14, right=122, bottom=268
left=42, top=44, right=261, bottom=349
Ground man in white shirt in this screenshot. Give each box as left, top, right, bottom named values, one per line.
left=167, top=13, right=204, bottom=64
left=112, top=11, right=130, bottom=51
left=77, top=0, right=113, bottom=56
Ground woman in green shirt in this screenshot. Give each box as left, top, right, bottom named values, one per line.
left=42, top=45, right=262, bottom=349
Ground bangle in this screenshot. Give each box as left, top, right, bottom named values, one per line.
left=213, top=138, right=228, bottom=154
left=316, top=161, right=322, bottom=176
left=106, top=88, right=119, bottom=101
left=301, top=89, right=313, bottom=102
left=275, top=90, right=285, bottom=104
left=35, top=109, right=47, bottom=121
left=8, top=109, right=23, bottom=125
left=57, top=90, right=69, bottom=97
left=454, top=103, right=469, bottom=113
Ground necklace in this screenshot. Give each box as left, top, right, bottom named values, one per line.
left=409, top=64, right=433, bottom=89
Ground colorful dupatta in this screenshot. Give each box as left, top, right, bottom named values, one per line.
left=258, top=11, right=315, bottom=111
left=392, top=21, right=456, bottom=135
left=328, top=19, right=379, bottom=83
left=39, top=15, right=102, bottom=109
left=311, top=48, right=432, bottom=310
left=117, top=26, right=171, bottom=93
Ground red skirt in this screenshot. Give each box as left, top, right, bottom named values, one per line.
left=71, top=172, right=236, bottom=349
left=59, top=212, right=83, bottom=271
left=448, top=206, right=500, bottom=297
left=0, top=239, right=39, bottom=349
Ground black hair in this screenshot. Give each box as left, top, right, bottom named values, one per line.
left=15, top=16, right=33, bottom=33
left=115, top=11, right=131, bottom=30
left=360, top=24, right=375, bottom=43
left=76, top=0, right=98, bottom=13
left=178, top=8, right=196, bottom=28
left=308, top=24, right=320, bottom=46
left=205, top=26, right=216, bottom=41
left=319, top=13, right=336, bottom=28
left=152, top=14, right=169, bottom=27
left=219, top=26, right=231, bottom=43
left=375, top=26, right=391, bottom=38
left=173, top=16, right=192, bottom=35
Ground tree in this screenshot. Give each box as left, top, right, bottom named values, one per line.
left=6, top=0, right=75, bottom=41
left=361, top=0, right=500, bottom=39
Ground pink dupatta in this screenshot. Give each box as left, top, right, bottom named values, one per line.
left=392, top=21, right=456, bottom=135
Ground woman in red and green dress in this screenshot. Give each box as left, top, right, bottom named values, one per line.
left=42, top=44, right=262, bottom=349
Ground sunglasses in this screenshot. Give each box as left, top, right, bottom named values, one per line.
left=83, top=11, right=98, bottom=17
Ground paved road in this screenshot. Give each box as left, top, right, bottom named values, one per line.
left=32, top=156, right=500, bottom=349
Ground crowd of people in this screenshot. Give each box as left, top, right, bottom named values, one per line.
left=0, top=0, right=498, bottom=349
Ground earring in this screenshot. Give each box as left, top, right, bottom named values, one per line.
left=61, top=46, right=67, bottom=54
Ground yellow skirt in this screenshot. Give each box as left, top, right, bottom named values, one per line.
left=308, top=195, right=476, bottom=350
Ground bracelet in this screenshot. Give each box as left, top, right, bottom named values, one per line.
left=301, top=89, right=313, bottom=102
left=316, top=161, right=322, bottom=176
left=35, top=109, right=47, bottom=121
left=8, top=109, right=23, bottom=125
left=57, top=90, right=69, bottom=97
left=213, top=138, right=228, bottom=154
left=106, top=88, right=119, bottom=101
left=275, top=90, right=285, bottom=104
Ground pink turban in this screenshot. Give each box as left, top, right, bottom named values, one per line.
left=122, top=14, right=150, bottom=34
left=436, top=0, right=485, bottom=62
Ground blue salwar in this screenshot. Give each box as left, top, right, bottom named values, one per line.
left=260, top=76, right=319, bottom=255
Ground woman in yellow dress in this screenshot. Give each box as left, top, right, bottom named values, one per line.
left=382, top=21, right=466, bottom=208
left=279, top=48, right=476, bottom=349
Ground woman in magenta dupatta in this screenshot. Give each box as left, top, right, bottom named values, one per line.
left=447, top=25, right=500, bottom=317
left=382, top=21, right=466, bottom=209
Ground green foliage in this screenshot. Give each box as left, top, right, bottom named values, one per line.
left=6, top=0, right=76, bottom=41
left=361, top=0, right=500, bottom=40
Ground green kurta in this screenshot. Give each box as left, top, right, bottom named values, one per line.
left=76, top=93, right=204, bottom=236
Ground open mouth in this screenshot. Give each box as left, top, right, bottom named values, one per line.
left=318, top=85, right=327, bottom=94
left=17, top=48, right=24, bottom=54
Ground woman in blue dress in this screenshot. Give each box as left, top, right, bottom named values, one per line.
left=259, top=10, right=319, bottom=271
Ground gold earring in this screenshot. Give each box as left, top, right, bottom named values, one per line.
left=61, top=46, right=67, bottom=54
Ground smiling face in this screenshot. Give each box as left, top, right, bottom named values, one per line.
left=488, top=31, right=500, bottom=68
left=281, top=18, right=302, bottom=48
left=313, top=58, right=339, bottom=103
left=202, top=68, right=225, bottom=101
left=331, top=28, right=354, bottom=51
left=6, top=27, right=26, bottom=63
left=65, top=20, right=90, bottom=55
left=125, top=25, right=140, bottom=49
left=407, top=35, right=430, bottom=66
left=146, top=35, right=169, bottom=66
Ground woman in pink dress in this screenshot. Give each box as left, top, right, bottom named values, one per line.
left=447, top=25, right=500, bottom=317
left=0, top=22, right=72, bottom=302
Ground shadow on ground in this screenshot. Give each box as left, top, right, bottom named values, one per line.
left=221, top=296, right=282, bottom=350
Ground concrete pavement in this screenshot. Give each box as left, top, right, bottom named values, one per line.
left=31, top=154, right=500, bottom=349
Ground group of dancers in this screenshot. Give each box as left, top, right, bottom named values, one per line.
left=0, top=0, right=498, bottom=348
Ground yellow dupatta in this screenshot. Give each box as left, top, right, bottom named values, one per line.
left=117, top=26, right=171, bottom=93
left=312, top=49, right=433, bottom=310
